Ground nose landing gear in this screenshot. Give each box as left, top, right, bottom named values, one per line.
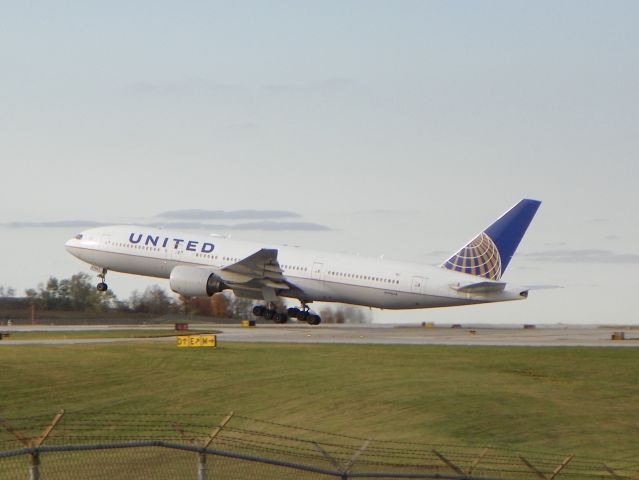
left=95, top=268, right=108, bottom=292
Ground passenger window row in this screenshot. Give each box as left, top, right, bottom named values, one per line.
left=327, top=271, right=399, bottom=284
left=109, top=241, right=161, bottom=252
left=281, top=264, right=308, bottom=272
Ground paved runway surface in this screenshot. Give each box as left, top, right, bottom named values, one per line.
left=216, top=324, right=639, bottom=347
left=1, top=324, right=638, bottom=347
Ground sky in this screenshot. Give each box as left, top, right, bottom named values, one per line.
left=1, top=1, right=638, bottom=325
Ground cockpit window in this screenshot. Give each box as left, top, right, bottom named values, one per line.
left=75, top=234, right=83, bottom=240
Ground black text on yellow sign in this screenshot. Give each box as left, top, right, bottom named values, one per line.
left=177, top=335, right=217, bottom=348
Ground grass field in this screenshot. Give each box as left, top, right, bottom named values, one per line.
left=1, top=341, right=638, bottom=461
left=1, top=328, right=218, bottom=340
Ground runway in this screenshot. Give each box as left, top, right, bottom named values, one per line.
left=1, top=323, right=638, bottom=347
left=213, top=324, right=639, bottom=347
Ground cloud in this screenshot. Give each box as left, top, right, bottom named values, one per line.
left=3, top=221, right=105, bottom=228
left=2, top=220, right=330, bottom=232
left=147, top=221, right=330, bottom=231
left=229, top=221, right=329, bottom=231
left=156, top=209, right=301, bottom=220
left=523, top=249, right=639, bottom=264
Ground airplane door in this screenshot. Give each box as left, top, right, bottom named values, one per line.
left=411, top=276, right=426, bottom=294
left=311, top=262, right=323, bottom=280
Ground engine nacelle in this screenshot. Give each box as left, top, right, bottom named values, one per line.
left=169, top=266, right=228, bottom=297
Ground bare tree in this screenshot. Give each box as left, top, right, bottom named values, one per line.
left=0, top=286, right=15, bottom=297
left=210, top=293, right=229, bottom=318
left=129, top=286, right=176, bottom=314
left=227, top=294, right=255, bottom=320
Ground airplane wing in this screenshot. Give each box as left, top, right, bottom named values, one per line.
left=217, top=248, right=296, bottom=300
left=451, top=281, right=506, bottom=294
left=222, top=248, right=284, bottom=280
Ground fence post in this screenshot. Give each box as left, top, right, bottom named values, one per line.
left=550, top=455, right=574, bottom=480
left=342, top=440, right=369, bottom=479
left=433, top=446, right=489, bottom=477
left=602, top=463, right=623, bottom=480
left=467, top=447, right=490, bottom=476
left=171, top=411, right=234, bottom=480
left=198, top=452, right=207, bottom=480
left=519, top=454, right=575, bottom=480
left=29, top=451, right=40, bottom=480
left=0, top=409, right=65, bottom=480
left=433, top=449, right=466, bottom=477
left=519, top=455, right=548, bottom=479
left=169, top=412, right=235, bottom=480
left=313, top=442, right=343, bottom=476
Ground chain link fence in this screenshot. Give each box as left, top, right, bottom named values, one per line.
left=1, top=412, right=637, bottom=479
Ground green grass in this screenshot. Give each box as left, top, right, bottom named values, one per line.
left=1, top=342, right=638, bottom=460
left=1, top=328, right=218, bottom=340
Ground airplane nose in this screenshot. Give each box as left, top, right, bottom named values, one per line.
left=64, top=238, right=75, bottom=252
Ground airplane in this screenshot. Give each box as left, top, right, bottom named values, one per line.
left=65, top=199, right=541, bottom=325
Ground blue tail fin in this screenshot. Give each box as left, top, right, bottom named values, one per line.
left=442, top=199, right=541, bottom=280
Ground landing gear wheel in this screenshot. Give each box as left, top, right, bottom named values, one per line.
left=96, top=268, right=108, bottom=292
left=253, top=303, right=294, bottom=324
left=291, top=302, right=321, bottom=325
left=252, top=305, right=266, bottom=317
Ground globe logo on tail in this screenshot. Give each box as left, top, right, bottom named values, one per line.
left=443, top=232, right=502, bottom=280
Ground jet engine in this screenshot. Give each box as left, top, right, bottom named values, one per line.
left=169, top=266, right=228, bottom=297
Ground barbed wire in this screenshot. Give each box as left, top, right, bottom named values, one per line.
left=1, top=411, right=636, bottom=479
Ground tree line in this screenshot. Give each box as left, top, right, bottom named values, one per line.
left=0, top=273, right=370, bottom=323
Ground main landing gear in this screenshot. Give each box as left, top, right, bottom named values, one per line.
left=252, top=305, right=288, bottom=323
left=95, top=268, right=108, bottom=292
left=252, top=303, right=322, bottom=325
left=287, top=306, right=321, bottom=325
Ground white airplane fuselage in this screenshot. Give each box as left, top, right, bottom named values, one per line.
left=65, top=225, right=528, bottom=310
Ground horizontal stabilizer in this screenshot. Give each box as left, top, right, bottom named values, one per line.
left=452, top=281, right=506, bottom=293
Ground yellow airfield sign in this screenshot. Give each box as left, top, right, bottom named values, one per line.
left=177, top=335, right=217, bottom=348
